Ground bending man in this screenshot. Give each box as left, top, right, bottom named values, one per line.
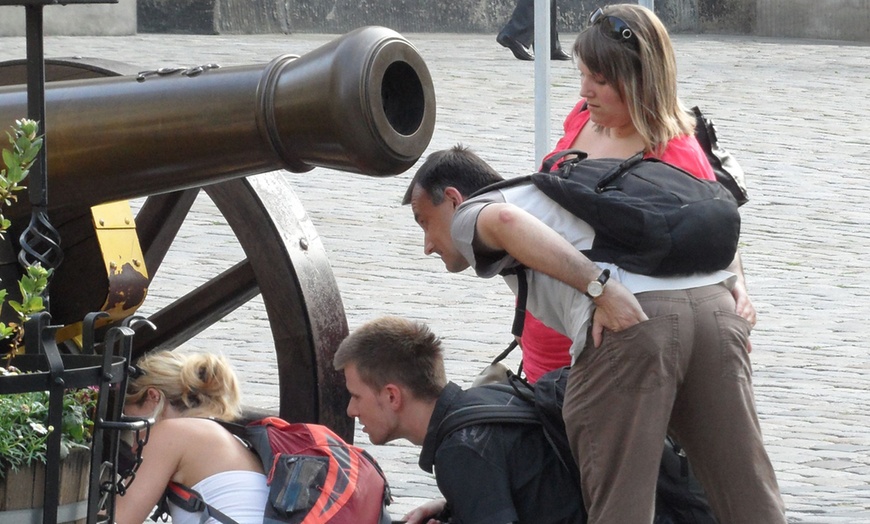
left=402, top=145, right=785, bottom=523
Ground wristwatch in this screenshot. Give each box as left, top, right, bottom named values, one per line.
left=585, top=269, right=611, bottom=299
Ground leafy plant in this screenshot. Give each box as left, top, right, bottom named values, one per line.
left=0, top=119, right=52, bottom=359
left=0, top=264, right=52, bottom=354
left=0, top=367, right=98, bottom=478
left=0, top=119, right=85, bottom=478
left=0, top=118, right=41, bottom=234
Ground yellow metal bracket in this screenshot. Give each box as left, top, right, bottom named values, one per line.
left=56, top=201, right=149, bottom=344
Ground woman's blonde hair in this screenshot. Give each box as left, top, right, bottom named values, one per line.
left=574, top=3, right=695, bottom=155
left=126, top=351, right=242, bottom=420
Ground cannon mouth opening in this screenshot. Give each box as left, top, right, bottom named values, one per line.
left=381, top=61, right=425, bottom=137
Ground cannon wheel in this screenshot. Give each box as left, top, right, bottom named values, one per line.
left=0, top=58, right=353, bottom=440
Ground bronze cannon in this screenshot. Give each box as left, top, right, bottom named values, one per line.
left=0, top=26, right=436, bottom=439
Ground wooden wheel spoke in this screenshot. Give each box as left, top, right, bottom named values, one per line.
left=135, top=189, right=200, bottom=281
left=132, top=259, right=258, bottom=359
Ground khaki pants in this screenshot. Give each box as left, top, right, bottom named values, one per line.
left=563, top=283, right=786, bottom=523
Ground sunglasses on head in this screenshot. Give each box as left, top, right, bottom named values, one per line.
left=589, top=7, right=638, bottom=47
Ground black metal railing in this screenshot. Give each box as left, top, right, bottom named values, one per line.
left=1, top=311, right=149, bottom=524
left=1, top=3, right=134, bottom=523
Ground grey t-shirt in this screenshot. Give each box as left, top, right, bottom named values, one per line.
left=451, top=182, right=733, bottom=359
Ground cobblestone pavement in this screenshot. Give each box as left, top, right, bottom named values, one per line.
left=1, top=30, right=869, bottom=523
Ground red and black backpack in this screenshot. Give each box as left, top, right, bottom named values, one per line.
left=160, top=417, right=392, bottom=524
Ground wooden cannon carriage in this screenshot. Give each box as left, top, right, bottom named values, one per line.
left=0, top=25, right=435, bottom=444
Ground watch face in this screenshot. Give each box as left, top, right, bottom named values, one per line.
left=587, top=281, right=603, bottom=297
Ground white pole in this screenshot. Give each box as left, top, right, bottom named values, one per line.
left=533, top=0, right=551, bottom=167
left=638, top=0, right=655, bottom=10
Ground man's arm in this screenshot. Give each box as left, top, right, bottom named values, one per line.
left=403, top=498, right=449, bottom=524
left=474, top=202, right=647, bottom=346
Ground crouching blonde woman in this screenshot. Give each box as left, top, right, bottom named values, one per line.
left=115, top=351, right=268, bottom=524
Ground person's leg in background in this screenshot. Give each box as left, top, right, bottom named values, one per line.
left=548, top=0, right=571, bottom=60
left=497, top=0, right=570, bottom=60
left=497, top=0, right=535, bottom=60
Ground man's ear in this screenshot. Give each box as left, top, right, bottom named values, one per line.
left=383, top=383, right=404, bottom=411
left=443, top=186, right=464, bottom=208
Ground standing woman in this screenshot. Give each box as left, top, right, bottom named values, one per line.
left=534, top=4, right=784, bottom=523
left=519, top=2, right=757, bottom=381
left=114, top=351, right=269, bottom=524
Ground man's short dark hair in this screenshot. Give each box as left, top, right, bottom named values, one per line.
left=402, top=144, right=504, bottom=205
left=334, top=316, right=447, bottom=401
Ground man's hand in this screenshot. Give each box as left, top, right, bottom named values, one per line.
left=731, top=279, right=756, bottom=353
left=590, top=279, right=648, bottom=347
left=731, top=279, right=756, bottom=326
left=403, top=498, right=448, bottom=524
left=724, top=250, right=755, bottom=352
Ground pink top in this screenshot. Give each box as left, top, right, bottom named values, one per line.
left=545, top=100, right=715, bottom=180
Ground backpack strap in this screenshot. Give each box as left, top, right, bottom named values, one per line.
left=163, top=482, right=240, bottom=524
left=436, top=403, right=541, bottom=445
left=490, top=339, right=520, bottom=366
left=541, top=148, right=588, bottom=173
left=435, top=394, right=576, bottom=475
left=467, top=174, right=534, bottom=199
left=508, top=267, right=527, bottom=338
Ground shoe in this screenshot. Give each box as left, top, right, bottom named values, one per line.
left=497, top=32, right=534, bottom=61
left=551, top=48, right=571, bottom=61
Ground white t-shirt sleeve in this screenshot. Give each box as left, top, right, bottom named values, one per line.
left=451, top=193, right=518, bottom=279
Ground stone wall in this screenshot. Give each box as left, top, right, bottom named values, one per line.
left=135, top=0, right=869, bottom=42
left=0, top=0, right=866, bottom=42
left=756, top=0, right=870, bottom=42
left=134, top=0, right=681, bottom=35
left=0, top=0, right=137, bottom=37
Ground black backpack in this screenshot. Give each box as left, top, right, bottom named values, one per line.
left=471, top=106, right=745, bottom=277
left=438, top=368, right=717, bottom=524
left=472, top=150, right=740, bottom=277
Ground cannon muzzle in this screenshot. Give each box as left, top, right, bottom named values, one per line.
left=0, top=26, right=436, bottom=217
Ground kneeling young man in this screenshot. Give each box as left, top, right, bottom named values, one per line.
left=334, top=316, right=586, bottom=524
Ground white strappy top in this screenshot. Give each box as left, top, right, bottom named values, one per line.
left=167, top=470, right=269, bottom=524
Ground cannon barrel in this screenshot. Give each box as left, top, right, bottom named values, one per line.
left=0, top=26, right=436, bottom=218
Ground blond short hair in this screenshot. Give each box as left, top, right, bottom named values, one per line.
left=126, top=351, right=241, bottom=420
left=334, top=316, right=446, bottom=401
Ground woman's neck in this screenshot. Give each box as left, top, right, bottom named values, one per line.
left=576, top=123, right=646, bottom=158
left=602, top=121, right=638, bottom=139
